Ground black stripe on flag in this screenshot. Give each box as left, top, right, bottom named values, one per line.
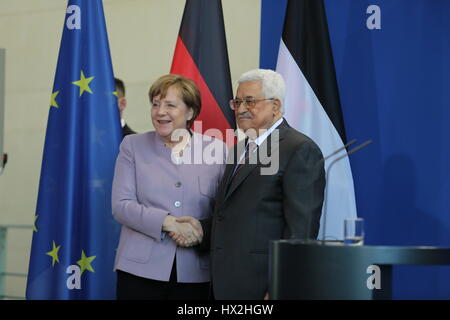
left=282, top=0, right=347, bottom=143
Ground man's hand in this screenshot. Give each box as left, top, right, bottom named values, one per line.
left=177, top=216, right=203, bottom=238
left=163, top=215, right=201, bottom=246
left=168, top=216, right=203, bottom=247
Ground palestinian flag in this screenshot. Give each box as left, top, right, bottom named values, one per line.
left=171, top=0, right=235, bottom=143
left=276, top=0, right=357, bottom=240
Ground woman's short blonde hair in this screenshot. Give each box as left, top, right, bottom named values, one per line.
left=149, top=74, right=201, bottom=129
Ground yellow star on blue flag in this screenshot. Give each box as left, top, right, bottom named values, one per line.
left=33, top=215, right=38, bottom=232
left=50, top=91, right=60, bottom=108
left=72, top=70, right=94, bottom=96
left=77, top=250, right=96, bottom=275
left=46, top=241, right=61, bottom=267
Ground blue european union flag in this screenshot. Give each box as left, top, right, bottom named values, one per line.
left=26, top=0, right=122, bottom=299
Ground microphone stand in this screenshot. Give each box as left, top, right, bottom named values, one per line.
left=319, top=140, right=372, bottom=243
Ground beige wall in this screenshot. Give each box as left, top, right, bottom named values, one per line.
left=0, top=0, right=260, bottom=298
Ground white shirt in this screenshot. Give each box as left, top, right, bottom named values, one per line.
left=250, top=117, right=284, bottom=147
left=238, top=117, right=284, bottom=163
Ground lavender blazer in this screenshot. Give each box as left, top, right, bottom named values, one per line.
left=112, top=131, right=226, bottom=283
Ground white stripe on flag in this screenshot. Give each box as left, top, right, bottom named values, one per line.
left=276, top=39, right=357, bottom=240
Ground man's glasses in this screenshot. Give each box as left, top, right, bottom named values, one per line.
left=229, top=98, right=274, bottom=110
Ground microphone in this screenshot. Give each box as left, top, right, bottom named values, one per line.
left=323, top=139, right=357, bottom=162
left=319, top=139, right=372, bottom=242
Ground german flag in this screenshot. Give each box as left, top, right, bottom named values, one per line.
left=171, top=0, right=236, bottom=143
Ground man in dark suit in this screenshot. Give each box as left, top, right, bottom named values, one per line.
left=115, top=78, right=136, bottom=137
left=172, top=69, right=325, bottom=300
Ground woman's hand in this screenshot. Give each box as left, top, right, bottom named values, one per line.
left=167, top=216, right=204, bottom=247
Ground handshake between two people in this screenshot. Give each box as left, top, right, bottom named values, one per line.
left=163, top=215, right=203, bottom=247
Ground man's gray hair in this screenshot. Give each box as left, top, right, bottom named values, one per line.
left=237, top=69, right=286, bottom=113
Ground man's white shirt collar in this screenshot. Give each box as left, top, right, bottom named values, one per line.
left=238, top=117, right=284, bottom=164
left=249, top=117, right=284, bottom=147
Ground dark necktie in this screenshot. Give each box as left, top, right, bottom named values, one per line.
left=231, top=141, right=258, bottom=178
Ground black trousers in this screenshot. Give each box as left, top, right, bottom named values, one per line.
left=116, top=261, right=210, bottom=300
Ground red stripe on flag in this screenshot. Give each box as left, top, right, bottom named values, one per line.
left=171, top=36, right=234, bottom=144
